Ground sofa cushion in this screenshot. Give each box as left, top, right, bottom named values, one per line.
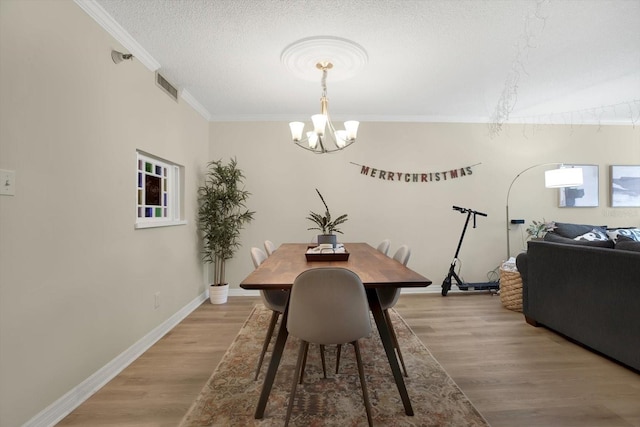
left=553, top=222, right=607, bottom=239
left=544, top=232, right=614, bottom=248
left=607, top=227, right=640, bottom=243
left=574, top=229, right=609, bottom=241
left=615, top=235, right=640, bottom=252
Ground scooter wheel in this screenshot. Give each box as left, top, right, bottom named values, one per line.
left=441, top=279, right=451, bottom=296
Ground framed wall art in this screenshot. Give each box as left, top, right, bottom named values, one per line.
left=610, top=165, right=640, bottom=207
left=558, top=164, right=599, bottom=207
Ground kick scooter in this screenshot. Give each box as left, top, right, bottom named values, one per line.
left=441, top=205, right=499, bottom=296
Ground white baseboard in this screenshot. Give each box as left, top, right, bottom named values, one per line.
left=23, top=291, right=208, bottom=427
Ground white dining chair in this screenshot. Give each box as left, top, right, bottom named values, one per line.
left=285, top=268, right=373, bottom=427
left=264, top=240, right=276, bottom=256
left=376, top=239, right=391, bottom=256
left=337, top=244, right=411, bottom=377
left=250, top=247, right=289, bottom=380
left=378, top=244, right=411, bottom=376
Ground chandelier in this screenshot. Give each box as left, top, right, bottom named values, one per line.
left=289, top=62, right=359, bottom=154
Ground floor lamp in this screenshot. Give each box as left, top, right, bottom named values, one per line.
left=506, top=163, right=584, bottom=259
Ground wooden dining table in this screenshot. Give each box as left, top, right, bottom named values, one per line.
left=240, top=242, right=432, bottom=419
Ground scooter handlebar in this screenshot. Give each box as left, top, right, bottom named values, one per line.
left=452, top=205, right=487, bottom=217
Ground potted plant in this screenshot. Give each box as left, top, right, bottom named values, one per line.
left=198, top=158, right=255, bottom=304
left=526, top=219, right=556, bottom=240
left=307, top=188, right=348, bottom=247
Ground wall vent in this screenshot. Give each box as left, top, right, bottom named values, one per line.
left=155, top=72, right=179, bottom=102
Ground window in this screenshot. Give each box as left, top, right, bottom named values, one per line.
left=135, top=151, right=186, bottom=229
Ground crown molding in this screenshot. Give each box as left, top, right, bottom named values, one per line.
left=181, top=90, right=212, bottom=121
left=74, top=0, right=213, bottom=121
left=74, top=0, right=160, bottom=71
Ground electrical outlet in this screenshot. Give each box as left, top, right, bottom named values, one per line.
left=0, top=169, right=15, bottom=196
left=154, top=292, right=160, bottom=309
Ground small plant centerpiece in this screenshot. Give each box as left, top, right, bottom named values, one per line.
left=198, top=158, right=255, bottom=304
left=307, top=188, right=348, bottom=247
left=526, top=219, right=556, bottom=240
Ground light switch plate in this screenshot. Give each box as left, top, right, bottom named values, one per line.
left=0, top=169, right=16, bottom=196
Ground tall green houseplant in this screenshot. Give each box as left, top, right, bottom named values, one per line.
left=198, top=158, right=255, bottom=287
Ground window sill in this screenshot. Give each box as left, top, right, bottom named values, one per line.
left=135, top=220, right=188, bottom=229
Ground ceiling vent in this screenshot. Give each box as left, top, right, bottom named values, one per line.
left=155, top=72, right=178, bottom=102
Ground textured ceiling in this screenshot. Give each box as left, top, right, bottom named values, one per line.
left=92, top=0, right=640, bottom=125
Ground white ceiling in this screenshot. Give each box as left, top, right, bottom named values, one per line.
left=90, top=0, right=640, bottom=125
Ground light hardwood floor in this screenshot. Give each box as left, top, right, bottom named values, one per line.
left=58, top=293, right=640, bottom=427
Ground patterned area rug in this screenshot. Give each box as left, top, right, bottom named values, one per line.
left=180, top=305, right=489, bottom=426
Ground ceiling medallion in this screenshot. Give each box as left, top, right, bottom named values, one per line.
left=281, top=36, right=368, bottom=82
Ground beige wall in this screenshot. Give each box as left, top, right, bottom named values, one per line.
left=210, top=122, right=639, bottom=292
left=0, top=1, right=209, bottom=425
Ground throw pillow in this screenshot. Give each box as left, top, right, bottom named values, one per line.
left=615, top=236, right=640, bottom=252
left=574, top=229, right=609, bottom=241
left=606, top=228, right=640, bottom=243
left=544, top=232, right=615, bottom=248
left=553, top=222, right=607, bottom=239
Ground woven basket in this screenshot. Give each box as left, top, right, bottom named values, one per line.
left=499, top=269, right=523, bottom=312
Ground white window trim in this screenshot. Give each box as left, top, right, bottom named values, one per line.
left=135, top=151, right=187, bottom=229
left=135, top=219, right=187, bottom=229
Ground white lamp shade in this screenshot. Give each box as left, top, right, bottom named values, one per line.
left=289, top=122, right=305, bottom=141
left=545, top=167, right=583, bottom=188
left=344, top=120, right=359, bottom=140
left=311, top=114, right=327, bottom=136
left=335, top=130, right=347, bottom=148
left=306, top=131, right=318, bottom=149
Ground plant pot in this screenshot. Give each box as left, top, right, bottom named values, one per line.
left=317, top=234, right=337, bottom=248
left=209, top=283, right=229, bottom=304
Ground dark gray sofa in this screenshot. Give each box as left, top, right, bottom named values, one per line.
left=517, top=239, right=640, bottom=371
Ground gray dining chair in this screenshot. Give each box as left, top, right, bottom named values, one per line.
left=250, top=247, right=289, bottom=381
left=336, top=243, right=411, bottom=377
left=264, top=240, right=276, bottom=256
left=285, top=268, right=373, bottom=427
left=376, top=239, right=391, bottom=256
left=378, top=244, right=411, bottom=376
